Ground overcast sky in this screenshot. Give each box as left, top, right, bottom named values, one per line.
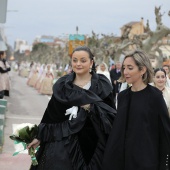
left=2, top=0, right=170, bottom=47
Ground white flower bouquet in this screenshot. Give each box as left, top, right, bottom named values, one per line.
left=9, top=123, right=38, bottom=166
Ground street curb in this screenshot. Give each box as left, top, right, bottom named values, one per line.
left=0, top=99, right=7, bottom=107
left=0, top=100, right=7, bottom=153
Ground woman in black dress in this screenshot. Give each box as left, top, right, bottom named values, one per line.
left=102, top=50, right=170, bottom=170
left=28, top=46, right=116, bottom=170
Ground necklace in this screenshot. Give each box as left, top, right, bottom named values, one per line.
left=74, top=81, right=90, bottom=87
left=74, top=75, right=92, bottom=87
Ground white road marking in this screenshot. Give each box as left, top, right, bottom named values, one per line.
left=6, top=115, right=41, bottom=120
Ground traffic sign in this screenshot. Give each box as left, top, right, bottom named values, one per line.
left=69, top=34, right=85, bottom=56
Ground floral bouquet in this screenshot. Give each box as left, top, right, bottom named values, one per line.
left=9, top=123, right=39, bottom=166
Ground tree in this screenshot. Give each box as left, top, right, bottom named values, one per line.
left=18, top=6, right=170, bottom=68
left=32, top=43, right=49, bottom=52
left=88, top=6, right=170, bottom=66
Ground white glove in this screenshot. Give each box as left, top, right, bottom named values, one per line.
left=65, top=106, right=78, bottom=120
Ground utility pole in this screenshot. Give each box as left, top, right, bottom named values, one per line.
left=0, top=0, right=8, bottom=23
left=76, top=26, right=78, bottom=35
left=0, top=32, right=7, bottom=51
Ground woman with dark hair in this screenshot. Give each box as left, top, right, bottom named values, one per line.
left=102, top=50, right=170, bottom=170
left=163, top=65, right=170, bottom=87
left=153, top=68, right=170, bottom=117
left=28, top=46, right=116, bottom=170
left=0, top=51, right=11, bottom=99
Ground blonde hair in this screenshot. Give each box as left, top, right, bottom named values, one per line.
left=119, top=50, right=154, bottom=84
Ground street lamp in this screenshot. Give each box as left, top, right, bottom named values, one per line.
left=0, top=0, right=8, bottom=23
left=0, top=33, right=7, bottom=51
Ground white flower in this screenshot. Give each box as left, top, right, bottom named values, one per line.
left=13, top=123, right=35, bottom=136
left=10, top=123, right=39, bottom=166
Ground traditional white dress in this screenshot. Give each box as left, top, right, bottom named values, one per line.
left=162, top=86, right=170, bottom=117
left=97, top=62, right=111, bottom=83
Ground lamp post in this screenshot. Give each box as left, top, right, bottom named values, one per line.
left=76, top=26, right=79, bottom=35
left=2, top=8, right=18, bottom=49
left=0, top=0, right=8, bottom=24
left=0, top=32, right=7, bottom=51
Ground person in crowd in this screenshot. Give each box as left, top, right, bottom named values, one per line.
left=27, top=61, right=35, bottom=85
left=36, top=64, right=47, bottom=91
left=0, top=51, right=11, bottom=99
left=163, top=65, right=170, bottom=87
left=28, top=46, right=116, bottom=170
left=153, top=68, right=170, bottom=117
left=114, top=80, right=132, bottom=109
left=27, top=63, right=39, bottom=87
left=109, top=63, right=115, bottom=71
left=18, top=61, right=30, bottom=78
left=149, top=53, right=159, bottom=70
left=96, top=62, right=111, bottom=82
left=35, top=64, right=46, bottom=90
left=14, top=61, right=19, bottom=72
left=110, top=61, right=122, bottom=100
left=163, top=65, right=170, bottom=78
left=102, top=50, right=170, bottom=170
left=38, top=64, right=54, bottom=95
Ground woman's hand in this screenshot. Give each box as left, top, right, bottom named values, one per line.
left=27, top=138, right=40, bottom=149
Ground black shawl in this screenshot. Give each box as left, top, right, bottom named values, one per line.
left=32, top=72, right=116, bottom=170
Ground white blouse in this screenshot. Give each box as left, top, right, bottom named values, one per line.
left=162, top=86, right=170, bottom=117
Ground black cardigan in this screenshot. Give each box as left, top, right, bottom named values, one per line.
left=102, top=84, right=170, bottom=170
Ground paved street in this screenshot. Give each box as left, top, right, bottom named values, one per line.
left=0, top=70, right=50, bottom=170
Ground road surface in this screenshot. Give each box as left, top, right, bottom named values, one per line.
left=0, top=70, right=50, bottom=170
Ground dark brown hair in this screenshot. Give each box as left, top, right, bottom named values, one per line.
left=72, top=46, right=96, bottom=73
left=154, top=68, right=166, bottom=76
left=0, top=51, right=5, bottom=59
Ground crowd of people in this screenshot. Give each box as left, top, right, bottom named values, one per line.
left=1, top=45, right=170, bottom=170
left=26, top=63, right=55, bottom=95
left=27, top=46, right=170, bottom=170
left=15, top=61, right=69, bottom=96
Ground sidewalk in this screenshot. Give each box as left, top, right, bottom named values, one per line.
left=0, top=71, right=48, bottom=170
left=0, top=153, right=31, bottom=170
